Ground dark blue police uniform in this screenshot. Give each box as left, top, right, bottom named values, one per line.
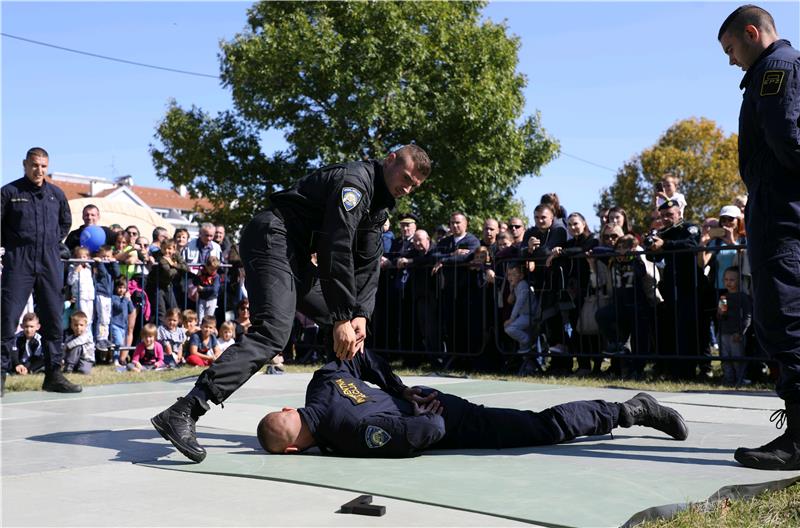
left=298, top=350, right=621, bottom=457
left=737, top=39, right=800, bottom=402
left=193, top=160, right=394, bottom=405
left=1, top=176, right=71, bottom=374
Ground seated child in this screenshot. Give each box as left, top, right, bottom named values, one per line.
left=10, top=312, right=45, bottom=375
left=63, top=311, right=95, bottom=375
left=181, top=309, right=199, bottom=361
left=129, top=323, right=165, bottom=372
left=158, top=307, right=186, bottom=367
left=218, top=321, right=236, bottom=353
left=185, top=315, right=221, bottom=367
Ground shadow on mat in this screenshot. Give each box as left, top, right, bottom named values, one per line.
left=27, top=429, right=262, bottom=463
left=421, top=437, right=738, bottom=467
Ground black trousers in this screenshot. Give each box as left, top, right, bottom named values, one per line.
left=751, top=243, right=800, bottom=403
left=196, top=211, right=331, bottom=404
left=434, top=392, right=620, bottom=449
left=1, top=247, right=65, bottom=374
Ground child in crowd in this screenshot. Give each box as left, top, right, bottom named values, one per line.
left=655, top=172, right=687, bottom=213
left=185, top=315, right=221, bottom=367
left=93, top=245, right=120, bottom=341
left=718, top=266, right=753, bottom=386
left=129, top=323, right=165, bottom=372
left=10, top=313, right=45, bottom=375
left=193, top=256, right=221, bottom=322
left=218, top=321, right=236, bottom=353
left=63, top=311, right=95, bottom=375
left=158, top=307, right=186, bottom=367
left=68, top=246, right=96, bottom=328
left=182, top=309, right=199, bottom=336
left=111, top=277, right=135, bottom=365
left=503, top=263, right=536, bottom=354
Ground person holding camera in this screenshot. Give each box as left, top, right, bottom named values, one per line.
left=646, top=200, right=701, bottom=379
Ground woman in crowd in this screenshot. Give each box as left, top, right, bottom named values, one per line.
left=233, top=298, right=251, bottom=342
left=547, top=212, right=599, bottom=375
left=606, top=206, right=636, bottom=238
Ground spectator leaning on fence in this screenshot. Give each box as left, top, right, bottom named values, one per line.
left=182, top=223, right=222, bottom=268
left=64, top=203, right=115, bottom=252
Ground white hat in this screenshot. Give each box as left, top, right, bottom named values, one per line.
left=719, top=205, right=742, bottom=218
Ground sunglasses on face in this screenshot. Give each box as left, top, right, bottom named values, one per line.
left=603, top=234, right=619, bottom=240
left=510, top=225, right=523, bottom=230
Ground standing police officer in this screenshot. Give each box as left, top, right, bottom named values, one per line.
left=151, top=145, right=431, bottom=462
left=718, top=5, right=800, bottom=470
left=1, top=148, right=81, bottom=394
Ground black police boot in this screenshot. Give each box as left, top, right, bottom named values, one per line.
left=42, top=370, right=82, bottom=393
left=151, top=397, right=208, bottom=463
left=734, top=403, right=800, bottom=470
left=619, top=392, right=688, bottom=440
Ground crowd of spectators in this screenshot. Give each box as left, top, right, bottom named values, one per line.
left=7, top=173, right=763, bottom=386
left=371, top=175, right=762, bottom=384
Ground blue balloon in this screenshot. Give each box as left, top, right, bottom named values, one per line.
left=79, top=225, right=106, bottom=253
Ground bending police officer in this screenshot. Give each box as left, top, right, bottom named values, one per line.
left=151, top=145, right=431, bottom=462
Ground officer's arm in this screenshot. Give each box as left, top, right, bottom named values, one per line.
left=58, top=193, right=72, bottom=241
left=661, top=227, right=700, bottom=250
left=754, top=62, right=800, bottom=171
left=317, top=175, right=369, bottom=323
left=356, top=350, right=407, bottom=397
left=1, top=187, right=10, bottom=231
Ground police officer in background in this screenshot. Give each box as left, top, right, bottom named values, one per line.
left=1, top=147, right=82, bottom=394
left=647, top=199, right=701, bottom=380
left=718, top=5, right=800, bottom=471
left=151, top=144, right=431, bottom=462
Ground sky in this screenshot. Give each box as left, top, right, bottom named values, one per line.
left=2, top=1, right=799, bottom=231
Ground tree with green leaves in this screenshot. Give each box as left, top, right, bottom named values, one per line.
left=597, top=117, right=743, bottom=232
left=150, top=1, right=559, bottom=232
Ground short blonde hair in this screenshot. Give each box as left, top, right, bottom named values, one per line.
left=140, top=323, right=158, bottom=338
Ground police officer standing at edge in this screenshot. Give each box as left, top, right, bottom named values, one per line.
left=718, top=5, right=800, bottom=470
left=1, top=148, right=82, bottom=394
left=151, top=144, right=431, bottom=462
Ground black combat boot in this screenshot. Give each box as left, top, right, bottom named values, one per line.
left=42, top=370, right=82, bottom=393
left=734, top=403, right=800, bottom=470
left=619, top=392, right=688, bottom=440
left=151, top=397, right=208, bottom=463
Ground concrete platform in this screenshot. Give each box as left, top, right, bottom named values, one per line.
left=2, top=373, right=799, bottom=527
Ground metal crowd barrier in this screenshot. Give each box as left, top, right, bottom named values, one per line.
left=366, top=243, right=775, bottom=377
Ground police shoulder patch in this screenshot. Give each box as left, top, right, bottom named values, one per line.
left=341, top=187, right=363, bottom=212
left=687, top=225, right=699, bottom=236
left=760, top=70, right=786, bottom=96
left=365, top=425, right=391, bottom=448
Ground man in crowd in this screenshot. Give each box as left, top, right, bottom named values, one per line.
left=1, top=148, right=81, bottom=394
left=647, top=199, right=701, bottom=380
left=718, top=4, right=800, bottom=470
left=256, top=349, right=688, bottom=457
left=481, top=218, right=499, bottom=255
left=214, top=224, right=232, bottom=255
left=507, top=216, right=526, bottom=248
left=64, top=204, right=115, bottom=251
left=151, top=145, right=431, bottom=462
left=432, top=212, right=480, bottom=354
left=183, top=223, right=223, bottom=267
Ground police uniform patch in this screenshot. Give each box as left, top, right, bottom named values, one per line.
left=341, top=187, right=363, bottom=212
left=334, top=378, right=370, bottom=405
left=760, top=70, right=786, bottom=96
left=687, top=225, right=699, bottom=236
left=365, top=425, right=391, bottom=448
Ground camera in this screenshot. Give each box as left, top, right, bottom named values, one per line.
left=643, top=228, right=661, bottom=248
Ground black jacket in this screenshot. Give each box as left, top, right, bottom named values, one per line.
left=268, top=160, right=395, bottom=322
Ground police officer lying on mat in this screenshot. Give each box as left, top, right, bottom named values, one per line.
left=256, top=350, right=688, bottom=457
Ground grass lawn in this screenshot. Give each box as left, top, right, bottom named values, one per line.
left=3, top=361, right=797, bottom=527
